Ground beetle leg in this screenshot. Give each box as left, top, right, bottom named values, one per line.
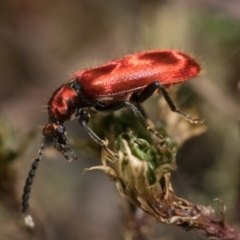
left=78, top=110, right=113, bottom=155
left=136, top=81, right=204, bottom=124
left=130, top=92, right=147, bottom=118
left=134, top=81, right=160, bottom=103
left=95, top=101, right=164, bottom=140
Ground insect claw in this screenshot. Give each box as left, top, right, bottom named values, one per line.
left=191, top=118, right=205, bottom=124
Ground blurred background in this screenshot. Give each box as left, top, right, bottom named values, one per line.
left=0, top=0, right=240, bottom=239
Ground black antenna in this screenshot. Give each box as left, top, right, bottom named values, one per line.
left=21, top=142, right=46, bottom=227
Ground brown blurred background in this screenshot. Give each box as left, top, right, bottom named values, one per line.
left=0, top=0, right=240, bottom=239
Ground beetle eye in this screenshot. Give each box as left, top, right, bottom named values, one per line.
left=56, top=125, right=65, bottom=136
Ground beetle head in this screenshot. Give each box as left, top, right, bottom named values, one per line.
left=43, top=121, right=77, bottom=161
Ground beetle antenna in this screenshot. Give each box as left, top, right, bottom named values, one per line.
left=21, top=142, right=46, bottom=227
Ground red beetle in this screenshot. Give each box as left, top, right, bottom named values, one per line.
left=22, top=49, right=203, bottom=226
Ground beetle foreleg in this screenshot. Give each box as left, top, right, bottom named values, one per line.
left=78, top=110, right=113, bottom=155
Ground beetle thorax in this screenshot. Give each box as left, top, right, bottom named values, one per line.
left=48, top=84, right=79, bottom=121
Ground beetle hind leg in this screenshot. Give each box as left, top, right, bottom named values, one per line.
left=136, top=81, right=204, bottom=124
